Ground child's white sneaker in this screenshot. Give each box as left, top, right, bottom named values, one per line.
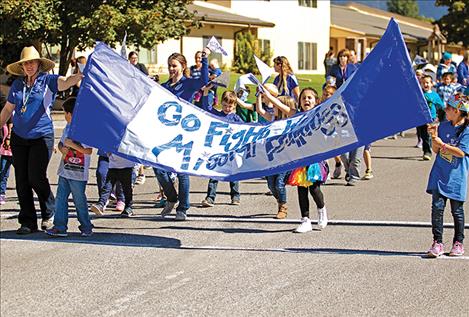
left=294, top=217, right=312, bottom=233
left=317, top=207, right=328, bottom=229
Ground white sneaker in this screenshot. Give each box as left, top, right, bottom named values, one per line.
left=294, top=217, right=312, bottom=233
left=317, top=207, right=328, bottom=229
left=175, top=211, right=187, bottom=221
left=161, top=201, right=177, bottom=217
left=90, top=203, right=105, bottom=216
left=135, top=174, right=146, bottom=185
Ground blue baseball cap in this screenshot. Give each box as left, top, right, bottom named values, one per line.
left=442, top=52, right=452, bottom=60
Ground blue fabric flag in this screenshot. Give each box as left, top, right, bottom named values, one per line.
left=69, top=19, right=431, bottom=181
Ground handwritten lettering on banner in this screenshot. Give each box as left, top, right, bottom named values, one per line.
left=142, top=97, right=351, bottom=173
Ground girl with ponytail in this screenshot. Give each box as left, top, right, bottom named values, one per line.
left=273, top=56, right=300, bottom=101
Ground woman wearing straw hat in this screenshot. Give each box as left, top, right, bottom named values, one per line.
left=0, top=46, right=82, bottom=234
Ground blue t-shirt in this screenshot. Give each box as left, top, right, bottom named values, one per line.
left=7, top=73, right=59, bottom=139
left=426, top=121, right=469, bottom=201
left=457, top=61, right=468, bottom=86
left=437, top=63, right=457, bottom=81
left=273, top=74, right=299, bottom=99
left=162, top=57, right=208, bottom=102
left=190, top=65, right=202, bottom=79
left=329, top=64, right=358, bottom=88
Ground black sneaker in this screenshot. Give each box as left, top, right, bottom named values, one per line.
left=16, top=226, right=37, bottom=235
left=120, top=208, right=134, bottom=218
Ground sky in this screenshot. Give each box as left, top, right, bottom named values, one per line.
left=331, top=0, right=448, bottom=19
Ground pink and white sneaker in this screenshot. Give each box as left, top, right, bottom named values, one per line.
left=0, top=195, right=6, bottom=205
left=449, top=241, right=464, bottom=257
left=427, top=240, right=444, bottom=258
left=115, top=200, right=125, bottom=212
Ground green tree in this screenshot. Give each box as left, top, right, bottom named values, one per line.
left=232, top=30, right=272, bottom=74
left=386, top=0, right=419, bottom=18
left=436, top=0, right=469, bottom=46
left=0, top=0, right=198, bottom=75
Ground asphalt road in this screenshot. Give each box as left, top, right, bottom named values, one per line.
left=1, top=123, right=468, bottom=317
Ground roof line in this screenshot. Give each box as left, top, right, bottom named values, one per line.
left=202, top=20, right=274, bottom=28
left=345, top=4, right=433, bottom=32
left=331, top=24, right=366, bottom=36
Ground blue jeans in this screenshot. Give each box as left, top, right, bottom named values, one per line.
left=98, top=168, right=133, bottom=209
left=96, top=155, right=124, bottom=201
left=0, top=155, right=13, bottom=195
left=154, top=168, right=190, bottom=212
left=206, top=179, right=240, bottom=202
left=266, top=172, right=288, bottom=204
left=53, top=176, right=93, bottom=233
left=431, top=191, right=465, bottom=243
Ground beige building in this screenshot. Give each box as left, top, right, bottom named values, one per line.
left=139, top=0, right=331, bottom=75
left=330, top=2, right=465, bottom=64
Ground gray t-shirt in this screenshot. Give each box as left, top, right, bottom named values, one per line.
left=57, top=124, right=91, bottom=181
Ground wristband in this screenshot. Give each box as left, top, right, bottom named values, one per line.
left=441, top=143, right=447, bottom=152
left=201, top=51, right=207, bottom=58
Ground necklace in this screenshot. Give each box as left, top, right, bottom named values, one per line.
left=21, top=77, right=37, bottom=115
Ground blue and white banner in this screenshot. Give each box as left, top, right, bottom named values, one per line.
left=70, top=19, right=431, bottom=181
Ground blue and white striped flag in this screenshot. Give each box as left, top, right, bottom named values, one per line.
left=70, top=19, right=431, bottom=181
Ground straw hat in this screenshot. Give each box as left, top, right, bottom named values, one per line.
left=6, top=46, right=55, bottom=76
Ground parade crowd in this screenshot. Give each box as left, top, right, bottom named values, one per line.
left=0, top=43, right=468, bottom=258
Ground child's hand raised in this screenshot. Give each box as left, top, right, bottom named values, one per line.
left=202, top=47, right=211, bottom=56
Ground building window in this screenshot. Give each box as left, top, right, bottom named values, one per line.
left=298, top=42, right=317, bottom=70
left=138, top=47, right=157, bottom=64
left=203, top=35, right=223, bottom=63
left=298, top=0, right=317, bottom=8
left=258, top=39, right=271, bottom=56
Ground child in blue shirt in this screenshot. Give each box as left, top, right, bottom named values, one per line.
left=207, top=58, right=222, bottom=107
left=156, top=47, right=211, bottom=221
left=419, top=75, right=445, bottom=160
left=47, top=97, right=93, bottom=237
left=200, top=85, right=243, bottom=207
left=426, top=93, right=469, bottom=257
left=273, top=56, right=300, bottom=101
left=436, top=73, right=464, bottom=109
left=162, top=48, right=210, bottom=102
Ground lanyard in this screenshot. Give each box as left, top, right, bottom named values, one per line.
left=21, top=79, right=37, bottom=115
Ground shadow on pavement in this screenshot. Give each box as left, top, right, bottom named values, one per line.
left=158, top=225, right=293, bottom=234
left=0, top=230, right=181, bottom=248
left=372, top=155, right=422, bottom=161
left=0, top=230, right=426, bottom=258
